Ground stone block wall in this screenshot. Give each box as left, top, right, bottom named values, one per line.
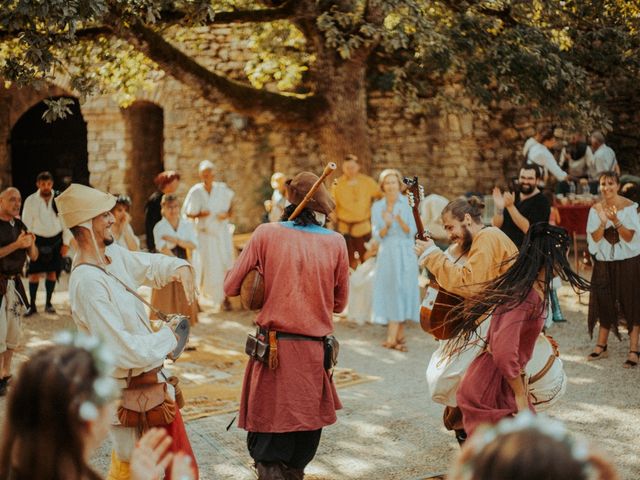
left=2, top=24, right=639, bottom=236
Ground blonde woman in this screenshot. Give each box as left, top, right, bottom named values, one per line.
left=152, top=194, right=199, bottom=325
left=371, top=169, right=420, bottom=351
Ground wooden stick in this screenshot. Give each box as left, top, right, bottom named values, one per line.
left=288, top=162, right=337, bottom=220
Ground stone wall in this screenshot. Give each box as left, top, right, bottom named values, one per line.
left=1, top=25, right=639, bottom=238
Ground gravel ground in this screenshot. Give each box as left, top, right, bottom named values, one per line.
left=1, top=278, right=639, bottom=479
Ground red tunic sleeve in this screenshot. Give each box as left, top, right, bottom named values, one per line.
left=223, top=226, right=263, bottom=297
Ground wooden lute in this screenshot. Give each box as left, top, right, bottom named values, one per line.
left=404, top=176, right=461, bottom=340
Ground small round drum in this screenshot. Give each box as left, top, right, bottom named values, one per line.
left=166, top=314, right=190, bottom=361
left=525, top=334, right=567, bottom=411
left=240, top=268, right=265, bottom=310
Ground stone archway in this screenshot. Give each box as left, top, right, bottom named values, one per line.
left=10, top=96, right=89, bottom=199
left=122, top=101, right=164, bottom=234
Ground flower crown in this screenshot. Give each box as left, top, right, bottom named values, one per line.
left=54, top=330, right=120, bottom=422
left=462, top=412, right=592, bottom=479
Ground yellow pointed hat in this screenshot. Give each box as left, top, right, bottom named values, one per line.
left=54, top=184, right=116, bottom=229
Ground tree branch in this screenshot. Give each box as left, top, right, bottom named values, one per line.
left=111, top=18, right=325, bottom=126
left=158, top=0, right=300, bottom=27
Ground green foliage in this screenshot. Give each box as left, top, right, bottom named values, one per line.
left=244, top=21, right=313, bottom=92
left=1, top=0, right=640, bottom=131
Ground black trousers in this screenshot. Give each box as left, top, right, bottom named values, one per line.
left=247, top=429, right=322, bottom=470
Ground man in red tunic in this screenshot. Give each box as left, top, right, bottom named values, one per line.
left=224, top=172, right=349, bottom=480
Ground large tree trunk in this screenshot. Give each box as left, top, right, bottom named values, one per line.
left=313, top=52, right=372, bottom=172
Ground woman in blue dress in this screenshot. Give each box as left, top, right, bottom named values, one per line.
left=371, top=169, right=420, bottom=351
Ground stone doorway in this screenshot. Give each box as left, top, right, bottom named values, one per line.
left=122, top=101, right=164, bottom=234
left=10, top=96, right=89, bottom=199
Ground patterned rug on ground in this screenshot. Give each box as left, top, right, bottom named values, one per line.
left=165, top=337, right=379, bottom=421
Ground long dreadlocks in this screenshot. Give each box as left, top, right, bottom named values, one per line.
left=443, top=222, right=590, bottom=357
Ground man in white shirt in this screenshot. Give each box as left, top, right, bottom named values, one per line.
left=21, top=172, right=71, bottom=315
left=590, top=131, right=620, bottom=178
left=55, top=183, right=198, bottom=480
left=182, top=160, right=234, bottom=310
left=525, top=130, right=569, bottom=183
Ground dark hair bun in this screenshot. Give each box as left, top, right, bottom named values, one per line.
left=467, top=196, right=485, bottom=211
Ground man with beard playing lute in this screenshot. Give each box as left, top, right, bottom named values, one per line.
left=414, top=197, right=517, bottom=445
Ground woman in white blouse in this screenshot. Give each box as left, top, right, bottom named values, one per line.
left=587, top=171, right=640, bottom=367
left=111, top=195, right=140, bottom=251
left=152, top=194, right=199, bottom=325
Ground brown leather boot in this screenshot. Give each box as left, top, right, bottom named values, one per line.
left=256, top=462, right=287, bottom=480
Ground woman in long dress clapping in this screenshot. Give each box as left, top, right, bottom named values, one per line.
left=371, top=169, right=420, bottom=351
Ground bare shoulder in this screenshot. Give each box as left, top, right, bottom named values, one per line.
left=618, top=197, right=635, bottom=209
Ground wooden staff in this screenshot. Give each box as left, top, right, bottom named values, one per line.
left=288, top=162, right=337, bottom=221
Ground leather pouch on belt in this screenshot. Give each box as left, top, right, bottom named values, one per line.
left=245, top=331, right=269, bottom=364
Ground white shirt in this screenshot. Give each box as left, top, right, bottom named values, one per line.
left=527, top=143, right=567, bottom=181
left=587, top=204, right=640, bottom=261
left=182, top=182, right=234, bottom=235
left=522, top=137, right=539, bottom=158
left=114, top=223, right=140, bottom=250
left=420, top=194, right=449, bottom=241
left=69, top=244, right=188, bottom=378
left=591, top=144, right=618, bottom=177
left=22, top=191, right=72, bottom=243
left=153, top=218, right=198, bottom=252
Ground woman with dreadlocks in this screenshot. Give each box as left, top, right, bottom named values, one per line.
left=447, top=223, right=589, bottom=436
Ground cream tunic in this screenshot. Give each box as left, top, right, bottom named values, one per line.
left=68, top=244, right=187, bottom=379
left=182, top=182, right=234, bottom=304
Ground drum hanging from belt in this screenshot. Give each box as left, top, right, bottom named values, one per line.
left=240, top=269, right=265, bottom=310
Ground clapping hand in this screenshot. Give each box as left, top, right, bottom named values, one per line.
left=172, top=265, right=196, bottom=304
left=594, top=204, right=609, bottom=225
left=382, top=211, right=394, bottom=226
left=492, top=187, right=505, bottom=211
left=130, top=429, right=173, bottom=480
left=604, top=204, right=619, bottom=223
left=162, top=235, right=180, bottom=244
left=503, top=191, right=515, bottom=208
left=130, top=429, right=196, bottom=480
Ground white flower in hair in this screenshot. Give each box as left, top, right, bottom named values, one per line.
left=78, top=401, right=99, bottom=421
left=93, top=377, right=119, bottom=399
left=54, top=330, right=74, bottom=345
left=76, top=334, right=100, bottom=351
left=96, top=345, right=116, bottom=366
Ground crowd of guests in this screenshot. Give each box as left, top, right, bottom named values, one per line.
left=0, top=124, right=634, bottom=479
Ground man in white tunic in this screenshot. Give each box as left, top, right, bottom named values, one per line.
left=55, top=183, right=199, bottom=480
left=182, top=160, right=234, bottom=309
left=21, top=171, right=72, bottom=315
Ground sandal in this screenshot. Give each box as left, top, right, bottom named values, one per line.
left=382, top=342, right=408, bottom=352
left=587, top=344, right=608, bottom=361
left=623, top=351, right=640, bottom=369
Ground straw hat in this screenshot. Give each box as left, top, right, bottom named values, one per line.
left=54, top=184, right=116, bottom=229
